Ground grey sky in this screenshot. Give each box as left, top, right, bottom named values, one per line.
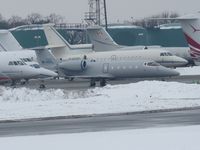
left=0, top=0, right=200, bottom=23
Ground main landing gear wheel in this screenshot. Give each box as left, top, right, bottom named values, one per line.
left=100, top=79, right=107, bottom=87
left=90, top=79, right=96, bottom=87
left=39, top=84, right=46, bottom=89
left=39, top=80, right=46, bottom=89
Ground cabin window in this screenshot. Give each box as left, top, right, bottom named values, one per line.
left=31, top=64, right=40, bottom=68
left=123, top=66, right=126, bottom=70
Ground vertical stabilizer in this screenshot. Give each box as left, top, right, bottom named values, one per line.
left=35, top=49, right=58, bottom=71
left=43, top=24, right=71, bottom=49
left=0, top=30, right=23, bottom=51
left=177, top=13, right=200, bottom=59
left=87, top=26, right=122, bottom=51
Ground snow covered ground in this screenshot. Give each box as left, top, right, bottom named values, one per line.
left=1, top=125, right=200, bottom=150
left=1, top=81, right=200, bottom=120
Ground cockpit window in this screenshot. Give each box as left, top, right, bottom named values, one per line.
left=160, top=52, right=173, bottom=56
left=8, top=60, right=26, bottom=66
left=21, top=58, right=33, bottom=62
left=17, top=61, right=25, bottom=65
left=145, top=62, right=160, bottom=66
left=13, top=61, right=18, bottom=65
left=30, top=64, right=40, bottom=68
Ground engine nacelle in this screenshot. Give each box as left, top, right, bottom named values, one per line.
left=58, top=60, right=87, bottom=72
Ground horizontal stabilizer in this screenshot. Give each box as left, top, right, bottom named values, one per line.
left=87, top=26, right=121, bottom=51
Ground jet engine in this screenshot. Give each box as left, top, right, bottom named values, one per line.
left=58, top=60, right=87, bottom=72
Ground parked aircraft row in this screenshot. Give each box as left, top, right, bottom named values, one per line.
left=1, top=12, right=200, bottom=87
left=35, top=24, right=186, bottom=86
left=0, top=26, right=181, bottom=87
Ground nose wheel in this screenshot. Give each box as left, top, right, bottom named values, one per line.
left=39, top=80, right=46, bottom=89
left=90, top=79, right=107, bottom=87
left=90, top=79, right=96, bottom=87
left=39, top=84, right=46, bottom=89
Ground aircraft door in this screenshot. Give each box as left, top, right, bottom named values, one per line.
left=103, top=63, right=109, bottom=73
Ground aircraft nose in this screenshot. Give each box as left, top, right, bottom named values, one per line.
left=169, top=69, right=180, bottom=76
left=177, top=57, right=188, bottom=66
left=159, top=66, right=180, bottom=77
left=39, top=68, right=58, bottom=78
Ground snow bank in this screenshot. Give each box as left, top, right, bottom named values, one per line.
left=1, top=81, right=200, bottom=120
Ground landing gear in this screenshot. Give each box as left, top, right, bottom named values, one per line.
left=10, top=80, right=16, bottom=87
left=68, top=77, right=74, bottom=81
left=64, top=77, right=74, bottom=81
left=90, top=79, right=96, bottom=87
left=90, top=79, right=107, bottom=87
left=100, top=79, right=106, bottom=87
left=39, top=84, right=46, bottom=89
left=39, top=80, right=46, bottom=89
left=20, top=79, right=29, bottom=85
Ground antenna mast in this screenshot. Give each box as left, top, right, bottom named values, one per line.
left=85, top=0, right=108, bottom=29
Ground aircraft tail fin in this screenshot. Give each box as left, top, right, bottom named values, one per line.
left=151, top=13, right=200, bottom=60
left=87, top=26, right=122, bottom=51
left=0, top=30, right=23, bottom=51
left=35, top=49, right=58, bottom=71
left=43, top=24, right=71, bottom=50
left=175, top=14, right=200, bottom=59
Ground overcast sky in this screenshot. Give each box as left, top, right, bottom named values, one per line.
left=0, top=0, right=200, bottom=23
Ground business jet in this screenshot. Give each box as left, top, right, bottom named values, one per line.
left=86, top=26, right=190, bottom=67
left=35, top=48, right=179, bottom=86
left=0, top=51, right=57, bottom=86
left=0, top=30, right=57, bottom=86
left=43, top=24, right=188, bottom=68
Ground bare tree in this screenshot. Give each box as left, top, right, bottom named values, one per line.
left=46, top=13, right=65, bottom=24
left=26, top=13, right=48, bottom=24
left=8, top=15, right=26, bottom=28
left=131, top=12, right=180, bottom=28
left=0, top=13, right=9, bottom=29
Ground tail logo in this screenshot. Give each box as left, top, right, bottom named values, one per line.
left=184, top=32, right=200, bottom=58
left=190, top=24, right=200, bottom=33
